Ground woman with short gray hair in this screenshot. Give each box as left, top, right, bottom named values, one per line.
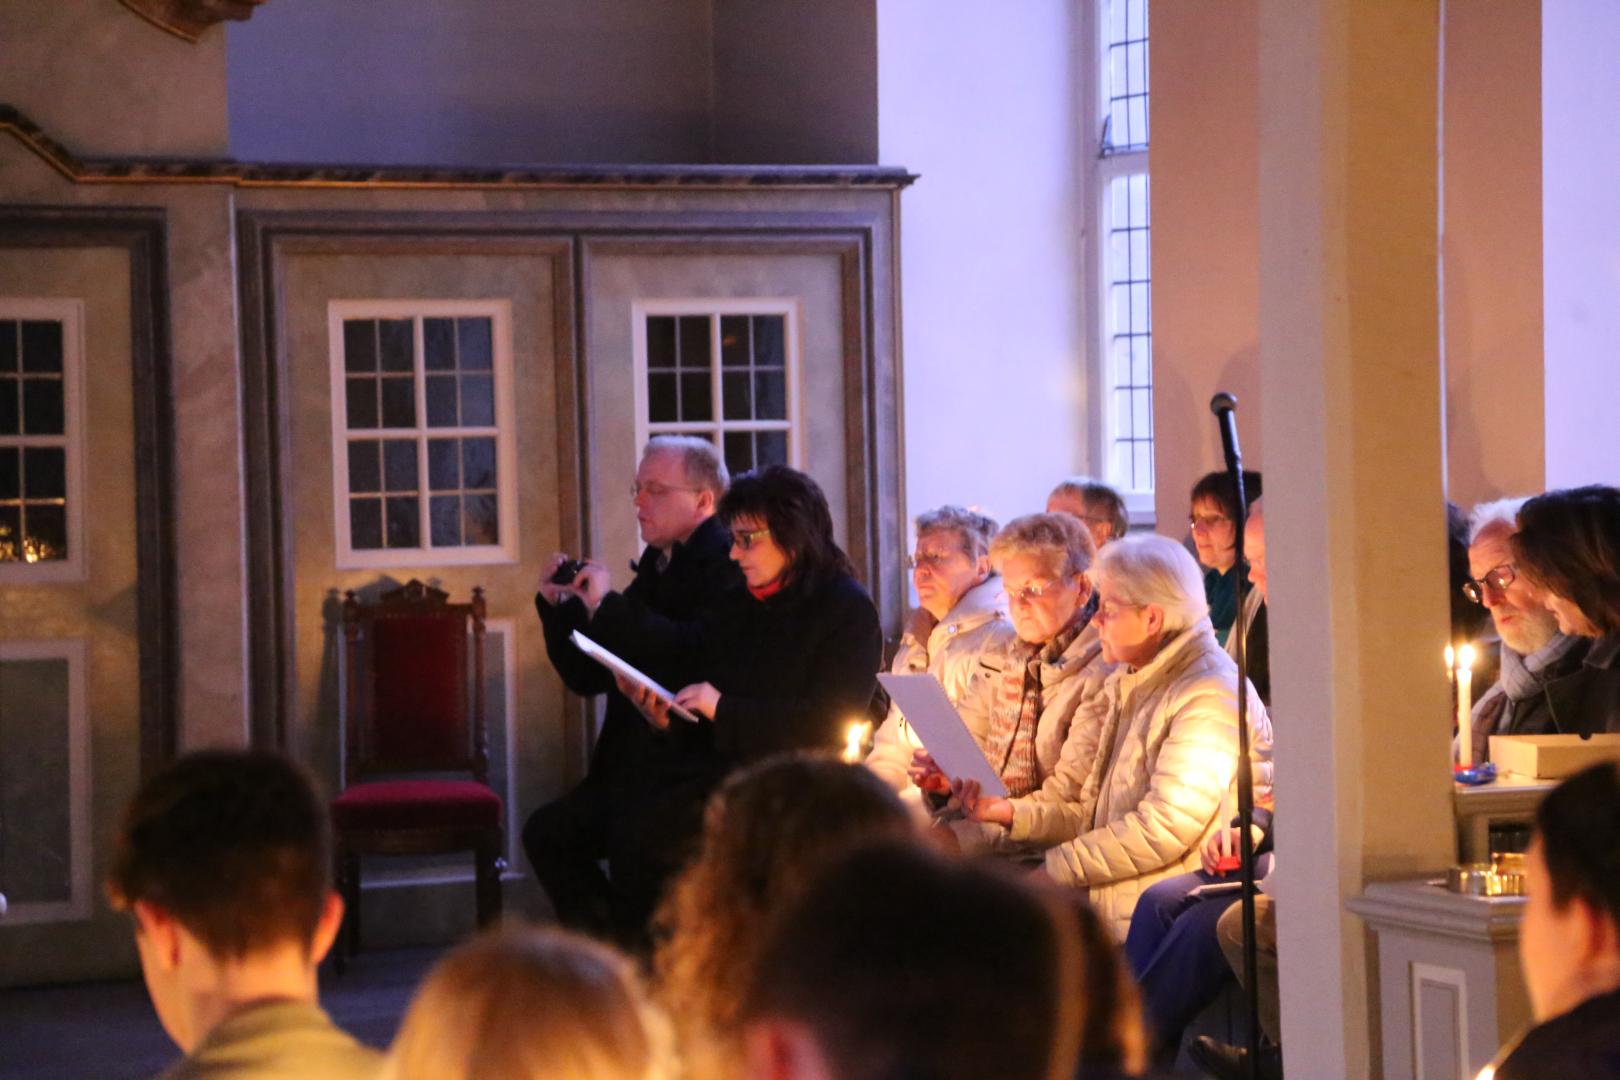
left=959, top=534, right=1271, bottom=937
left=864, top=506, right=1015, bottom=804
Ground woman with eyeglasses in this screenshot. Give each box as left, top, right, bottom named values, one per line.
left=1187, top=469, right=1262, bottom=648
left=1507, top=486, right=1620, bottom=736
left=605, top=464, right=884, bottom=766
left=956, top=534, right=1271, bottom=938
left=863, top=506, right=1016, bottom=804
left=911, top=513, right=1112, bottom=842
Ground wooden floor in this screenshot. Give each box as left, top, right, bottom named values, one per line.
left=0, top=946, right=441, bottom=1080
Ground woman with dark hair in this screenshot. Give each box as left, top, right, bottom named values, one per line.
left=1514, top=486, right=1620, bottom=640
left=604, top=464, right=885, bottom=766
left=1188, top=469, right=1262, bottom=647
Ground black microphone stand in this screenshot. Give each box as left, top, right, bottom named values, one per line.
left=1210, top=391, right=1262, bottom=1080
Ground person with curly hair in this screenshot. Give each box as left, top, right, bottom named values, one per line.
left=651, top=754, right=913, bottom=1079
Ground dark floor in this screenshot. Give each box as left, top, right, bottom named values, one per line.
left=0, top=946, right=441, bottom=1080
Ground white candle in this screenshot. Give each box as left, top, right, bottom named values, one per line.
left=842, top=720, right=871, bottom=764
left=1456, top=644, right=1476, bottom=767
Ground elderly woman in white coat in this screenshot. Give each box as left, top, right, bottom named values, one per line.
left=914, top=513, right=1112, bottom=818
left=864, top=506, right=1015, bottom=805
left=958, top=533, right=1271, bottom=937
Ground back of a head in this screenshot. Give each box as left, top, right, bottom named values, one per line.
left=106, top=751, right=329, bottom=958
left=1534, top=762, right=1620, bottom=937
left=1514, top=485, right=1620, bottom=636
left=743, top=840, right=1083, bottom=1080
left=385, top=926, right=670, bottom=1080
left=654, top=755, right=913, bottom=1067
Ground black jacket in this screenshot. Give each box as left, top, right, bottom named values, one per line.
left=536, top=515, right=743, bottom=791
left=1473, top=635, right=1620, bottom=765
left=593, top=569, right=884, bottom=767
left=1496, top=985, right=1620, bottom=1079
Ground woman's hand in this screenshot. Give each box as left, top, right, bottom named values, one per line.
left=615, top=674, right=672, bottom=731
left=953, top=778, right=1014, bottom=826
left=907, top=750, right=950, bottom=795
left=673, top=681, right=721, bottom=721
left=1200, top=825, right=1264, bottom=875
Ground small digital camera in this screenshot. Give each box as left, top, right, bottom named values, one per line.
left=549, top=558, right=588, bottom=586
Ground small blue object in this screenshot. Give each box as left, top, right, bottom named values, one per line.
left=1453, top=762, right=1498, bottom=786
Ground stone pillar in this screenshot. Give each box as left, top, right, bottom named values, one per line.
left=1257, top=2, right=1456, bottom=1076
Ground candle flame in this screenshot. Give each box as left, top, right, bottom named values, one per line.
left=1458, top=643, right=1476, bottom=673
left=842, top=720, right=871, bottom=764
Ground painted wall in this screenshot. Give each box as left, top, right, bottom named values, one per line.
left=0, top=0, right=227, bottom=157
left=1442, top=0, right=1544, bottom=508
left=226, top=0, right=712, bottom=165
left=711, top=0, right=878, bottom=164
left=1149, top=0, right=1262, bottom=530
left=1542, top=0, right=1620, bottom=489
left=876, top=0, right=1087, bottom=530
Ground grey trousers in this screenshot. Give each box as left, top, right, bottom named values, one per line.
left=1216, top=892, right=1281, bottom=1045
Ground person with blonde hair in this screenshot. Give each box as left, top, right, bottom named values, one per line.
left=382, top=925, right=672, bottom=1080
left=913, top=512, right=1112, bottom=847
left=958, top=534, right=1271, bottom=937
left=653, top=754, right=913, bottom=1079
left=865, top=505, right=1014, bottom=805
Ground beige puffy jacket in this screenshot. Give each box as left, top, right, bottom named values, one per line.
left=864, top=577, right=1017, bottom=805
left=1035, top=616, right=1272, bottom=938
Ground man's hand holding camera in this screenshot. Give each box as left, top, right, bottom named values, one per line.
left=536, top=552, right=612, bottom=613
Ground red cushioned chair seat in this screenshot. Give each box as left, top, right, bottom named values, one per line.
left=331, top=779, right=503, bottom=831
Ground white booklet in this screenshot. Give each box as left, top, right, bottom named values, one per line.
left=570, top=630, right=699, bottom=724
left=877, top=673, right=1007, bottom=798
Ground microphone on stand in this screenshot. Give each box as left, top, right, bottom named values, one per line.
left=1209, top=390, right=1261, bottom=1080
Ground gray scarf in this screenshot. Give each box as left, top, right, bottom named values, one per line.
left=1475, top=631, right=1584, bottom=728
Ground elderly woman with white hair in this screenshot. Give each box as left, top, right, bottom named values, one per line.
left=958, top=533, right=1271, bottom=937
left=864, top=506, right=1016, bottom=804
left=912, top=512, right=1112, bottom=815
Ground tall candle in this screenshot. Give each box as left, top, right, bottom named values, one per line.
left=1456, top=644, right=1476, bottom=767
left=842, top=720, right=871, bottom=764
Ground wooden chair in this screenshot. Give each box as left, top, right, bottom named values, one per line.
left=331, top=579, right=503, bottom=969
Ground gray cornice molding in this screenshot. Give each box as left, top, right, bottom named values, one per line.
left=0, top=105, right=918, bottom=192
left=1347, top=879, right=1526, bottom=944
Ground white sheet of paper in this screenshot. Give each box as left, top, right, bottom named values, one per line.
left=570, top=630, right=699, bottom=723
left=878, top=673, right=1007, bottom=798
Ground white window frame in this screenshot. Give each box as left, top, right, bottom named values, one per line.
left=0, top=639, right=91, bottom=924
left=327, top=300, right=519, bottom=569
left=630, top=299, right=805, bottom=471
left=0, top=298, right=87, bottom=583
left=1084, top=0, right=1157, bottom=524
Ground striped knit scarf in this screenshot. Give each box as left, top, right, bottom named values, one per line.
left=985, top=622, right=1083, bottom=797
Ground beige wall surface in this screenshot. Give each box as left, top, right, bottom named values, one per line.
left=1442, top=0, right=1544, bottom=509
left=1150, top=0, right=1263, bottom=529
left=279, top=250, right=569, bottom=808
left=0, top=247, right=142, bottom=983
left=583, top=248, right=852, bottom=580
left=0, top=0, right=228, bottom=157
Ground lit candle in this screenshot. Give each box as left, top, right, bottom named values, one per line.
left=1456, top=643, right=1476, bottom=767
left=842, top=720, right=871, bottom=764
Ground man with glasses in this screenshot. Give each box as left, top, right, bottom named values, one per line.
left=1462, top=497, right=1620, bottom=765
left=1047, top=476, right=1130, bottom=553
left=524, top=435, right=742, bottom=951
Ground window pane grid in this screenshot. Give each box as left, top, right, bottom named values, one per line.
left=645, top=311, right=794, bottom=476
left=339, top=314, right=504, bottom=554
left=0, top=316, right=70, bottom=564
left=1105, top=169, right=1153, bottom=493
left=1101, top=0, right=1150, bottom=155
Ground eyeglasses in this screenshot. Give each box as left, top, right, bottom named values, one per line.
left=1007, top=579, right=1066, bottom=604
left=1095, top=598, right=1146, bottom=622
left=631, top=481, right=700, bottom=499
left=1189, top=513, right=1231, bottom=532
left=1462, top=563, right=1517, bottom=605
left=907, top=549, right=968, bottom=571
left=731, top=526, right=772, bottom=551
